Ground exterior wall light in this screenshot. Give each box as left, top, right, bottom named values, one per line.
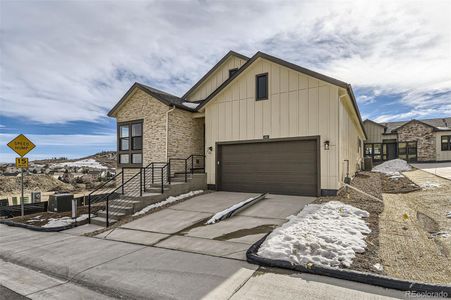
left=207, top=146, right=213, bottom=154
left=324, top=140, right=330, bottom=150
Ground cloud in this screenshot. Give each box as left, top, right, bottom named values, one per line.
left=0, top=0, right=450, bottom=125
left=0, top=133, right=115, bottom=147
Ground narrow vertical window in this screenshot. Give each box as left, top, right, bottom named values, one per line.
left=118, top=120, right=143, bottom=166
left=256, top=73, right=268, bottom=100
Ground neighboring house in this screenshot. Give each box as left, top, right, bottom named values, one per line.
left=363, top=118, right=451, bottom=163
left=108, top=51, right=367, bottom=196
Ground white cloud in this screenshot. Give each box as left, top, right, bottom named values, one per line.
left=0, top=0, right=450, bottom=124
left=0, top=133, right=115, bottom=147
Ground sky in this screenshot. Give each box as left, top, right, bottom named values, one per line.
left=1, top=0, right=450, bottom=162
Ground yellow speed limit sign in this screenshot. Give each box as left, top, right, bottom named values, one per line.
left=15, top=157, right=29, bottom=169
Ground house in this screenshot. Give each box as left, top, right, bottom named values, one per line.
left=363, top=118, right=451, bottom=163
left=108, top=51, right=367, bottom=196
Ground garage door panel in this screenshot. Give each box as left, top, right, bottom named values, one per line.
left=218, top=139, right=318, bottom=196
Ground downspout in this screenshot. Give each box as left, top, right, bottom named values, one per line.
left=338, top=93, right=347, bottom=187
left=166, top=105, right=176, bottom=162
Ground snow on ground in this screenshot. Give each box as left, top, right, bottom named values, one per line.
left=51, top=159, right=107, bottom=169
left=133, top=190, right=203, bottom=216
left=372, top=159, right=411, bottom=176
left=42, top=214, right=91, bottom=228
left=206, top=194, right=261, bottom=224
left=373, top=263, right=384, bottom=272
left=258, top=201, right=370, bottom=268
left=420, top=181, right=441, bottom=190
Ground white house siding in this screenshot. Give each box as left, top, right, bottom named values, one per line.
left=187, top=55, right=247, bottom=101
left=436, top=131, right=451, bottom=161
left=363, top=121, right=386, bottom=143
left=204, top=57, right=353, bottom=191
left=338, top=96, right=365, bottom=185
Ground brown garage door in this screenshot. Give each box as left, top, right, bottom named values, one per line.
left=217, top=139, right=319, bottom=196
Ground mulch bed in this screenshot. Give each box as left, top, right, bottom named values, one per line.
left=7, top=206, right=90, bottom=227
left=313, top=171, right=384, bottom=274
left=380, top=174, right=421, bottom=194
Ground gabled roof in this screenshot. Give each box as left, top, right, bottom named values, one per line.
left=364, top=119, right=386, bottom=128
left=368, top=117, right=451, bottom=134
left=196, top=51, right=367, bottom=139
left=181, top=50, right=249, bottom=99
left=108, top=82, right=198, bottom=117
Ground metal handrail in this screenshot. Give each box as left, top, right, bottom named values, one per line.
left=88, top=171, right=122, bottom=223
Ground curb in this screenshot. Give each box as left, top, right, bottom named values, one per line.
left=0, top=219, right=78, bottom=232
left=247, top=234, right=451, bottom=295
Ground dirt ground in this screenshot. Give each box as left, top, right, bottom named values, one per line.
left=380, top=174, right=420, bottom=194
left=379, top=169, right=451, bottom=284
left=8, top=206, right=90, bottom=227
left=314, top=171, right=384, bottom=274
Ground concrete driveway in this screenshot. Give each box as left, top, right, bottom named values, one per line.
left=411, top=162, right=451, bottom=180
left=97, top=191, right=315, bottom=260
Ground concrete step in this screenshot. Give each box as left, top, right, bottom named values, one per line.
left=97, top=210, right=126, bottom=219
left=108, top=205, right=134, bottom=214
left=90, top=216, right=117, bottom=227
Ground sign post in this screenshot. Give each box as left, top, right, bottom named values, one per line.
left=7, top=134, right=36, bottom=217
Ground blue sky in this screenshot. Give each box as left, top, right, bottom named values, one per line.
left=1, top=0, right=450, bottom=162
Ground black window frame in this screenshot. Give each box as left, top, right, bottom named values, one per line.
left=117, top=119, right=143, bottom=167
left=255, top=73, right=268, bottom=101
left=441, top=135, right=451, bottom=151
left=228, top=68, right=238, bottom=78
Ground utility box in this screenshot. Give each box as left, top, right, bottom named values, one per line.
left=364, top=157, right=373, bottom=171
left=48, top=193, right=74, bottom=212
left=31, top=192, right=41, bottom=203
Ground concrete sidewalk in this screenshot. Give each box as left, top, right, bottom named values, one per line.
left=0, top=224, right=407, bottom=299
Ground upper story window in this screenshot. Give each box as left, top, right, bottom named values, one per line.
left=441, top=135, right=451, bottom=151
left=118, top=120, right=143, bottom=166
left=228, top=68, right=238, bottom=78
left=256, top=73, right=268, bottom=100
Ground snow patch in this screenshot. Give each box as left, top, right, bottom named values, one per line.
left=133, top=190, right=203, bottom=216
left=182, top=102, right=200, bottom=109
left=373, top=263, right=384, bottom=271
left=258, top=201, right=370, bottom=268
left=420, top=181, right=441, bottom=190
left=206, top=194, right=262, bottom=224
left=42, top=214, right=92, bottom=228
left=372, top=159, right=411, bottom=175
left=52, top=159, right=107, bottom=170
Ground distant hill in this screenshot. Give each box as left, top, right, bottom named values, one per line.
left=32, top=151, right=116, bottom=169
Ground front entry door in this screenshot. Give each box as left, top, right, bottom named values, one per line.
left=386, top=143, right=396, bottom=160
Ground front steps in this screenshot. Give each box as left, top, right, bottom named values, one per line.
left=90, top=173, right=206, bottom=227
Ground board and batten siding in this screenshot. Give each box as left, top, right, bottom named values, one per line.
left=363, top=121, right=386, bottom=143
left=187, top=56, right=247, bottom=102
left=436, top=131, right=451, bottom=161
left=204, top=57, right=351, bottom=191
left=338, top=97, right=365, bottom=184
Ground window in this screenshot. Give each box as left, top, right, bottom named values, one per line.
left=442, top=136, right=451, bottom=151
left=118, top=120, right=143, bottom=166
left=256, top=73, right=268, bottom=100
left=229, top=68, right=238, bottom=78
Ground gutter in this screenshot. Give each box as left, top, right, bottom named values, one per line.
left=166, top=106, right=176, bottom=161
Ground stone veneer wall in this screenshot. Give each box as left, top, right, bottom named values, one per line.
left=114, top=89, right=204, bottom=181
left=115, top=89, right=169, bottom=182
left=168, top=109, right=204, bottom=159
left=397, top=121, right=436, bottom=161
